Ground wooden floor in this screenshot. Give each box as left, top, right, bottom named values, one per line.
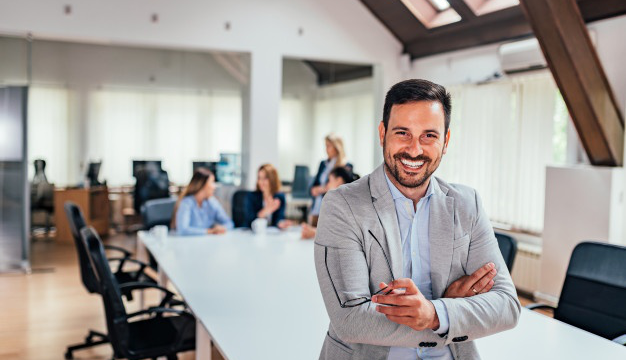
left=0, top=233, right=199, bottom=360
left=0, top=232, right=548, bottom=360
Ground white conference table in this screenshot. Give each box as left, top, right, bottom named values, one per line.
left=137, top=229, right=626, bottom=360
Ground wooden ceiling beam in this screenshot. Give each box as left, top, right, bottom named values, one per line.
left=405, top=14, right=531, bottom=59
left=520, top=0, right=624, bottom=166
left=364, top=0, right=626, bottom=60
left=447, top=0, right=478, bottom=22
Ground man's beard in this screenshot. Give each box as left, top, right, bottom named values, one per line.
left=383, top=138, right=441, bottom=189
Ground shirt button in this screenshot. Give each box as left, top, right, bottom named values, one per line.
left=412, top=251, right=416, bottom=256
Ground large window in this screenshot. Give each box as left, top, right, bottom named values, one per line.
left=87, top=88, right=242, bottom=185
left=436, top=72, right=568, bottom=233
left=28, top=86, right=73, bottom=186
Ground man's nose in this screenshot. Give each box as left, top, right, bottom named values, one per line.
left=405, top=139, right=424, bottom=157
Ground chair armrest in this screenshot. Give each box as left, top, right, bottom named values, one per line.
left=119, top=281, right=174, bottom=297
left=612, top=334, right=626, bottom=345
left=108, top=257, right=149, bottom=275
left=525, top=303, right=557, bottom=311
left=118, top=281, right=177, bottom=307
left=126, top=306, right=192, bottom=320
left=103, top=244, right=133, bottom=258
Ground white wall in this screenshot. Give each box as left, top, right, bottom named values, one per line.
left=0, top=0, right=404, bottom=188
left=539, top=166, right=624, bottom=304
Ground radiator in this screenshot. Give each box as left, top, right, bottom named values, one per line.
left=510, top=243, right=542, bottom=294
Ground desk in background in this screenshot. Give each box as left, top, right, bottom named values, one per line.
left=138, top=230, right=626, bottom=360
left=54, top=186, right=109, bottom=243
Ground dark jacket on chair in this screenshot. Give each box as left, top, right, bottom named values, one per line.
left=245, top=191, right=286, bottom=228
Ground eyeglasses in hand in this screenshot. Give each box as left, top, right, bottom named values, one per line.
left=324, top=230, right=395, bottom=308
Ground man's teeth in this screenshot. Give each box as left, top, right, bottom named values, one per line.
left=400, top=159, right=424, bottom=168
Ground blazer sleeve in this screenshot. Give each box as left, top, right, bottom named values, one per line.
left=271, top=193, right=286, bottom=226
left=313, top=190, right=445, bottom=347
left=437, top=190, right=521, bottom=345
left=311, top=161, right=325, bottom=191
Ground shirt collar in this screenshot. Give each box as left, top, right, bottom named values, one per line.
left=384, top=170, right=437, bottom=202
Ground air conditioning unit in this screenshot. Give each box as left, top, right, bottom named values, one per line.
left=498, top=38, right=547, bottom=74
left=499, top=30, right=596, bottom=75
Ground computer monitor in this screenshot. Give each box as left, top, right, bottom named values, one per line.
left=192, top=161, right=219, bottom=182
left=132, top=160, right=162, bottom=178
left=86, top=161, right=102, bottom=186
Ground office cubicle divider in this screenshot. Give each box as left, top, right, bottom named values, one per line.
left=0, top=86, right=30, bottom=272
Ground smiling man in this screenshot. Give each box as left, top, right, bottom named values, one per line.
left=314, top=79, right=520, bottom=360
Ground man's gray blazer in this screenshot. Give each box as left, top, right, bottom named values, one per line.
left=314, top=164, right=520, bottom=360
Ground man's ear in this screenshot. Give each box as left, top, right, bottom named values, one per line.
left=442, top=129, right=450, bottom=155
left=378, top=121, right=386, bottom=147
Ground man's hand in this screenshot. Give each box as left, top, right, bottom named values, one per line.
left=443, top=262, right=496, bottom=298
left=372, top=278, right=440, bottom=331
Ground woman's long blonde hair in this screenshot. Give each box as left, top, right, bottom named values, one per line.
left=256, top=163, right=281, bottom=195
left=326, top=133, right=347, bottom=167
left=170, top=168, right=214, bottom=229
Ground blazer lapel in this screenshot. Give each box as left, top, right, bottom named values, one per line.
left=428, top=181, right=455, bottom=299
left=369, top=165, right=404, bottom=280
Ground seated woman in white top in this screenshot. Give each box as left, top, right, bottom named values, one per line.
left=172, top=168, right=234, bottom=235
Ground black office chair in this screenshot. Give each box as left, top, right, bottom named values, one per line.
left=64, top=201, right=156, bottom=297
left=495, top=232, right=518, bottom=272
left=30, top=159, right=55, bottom=238
left=141, top=197, right=177, bottom=230
left=527, top=242, right=626, bottom=345
left=82, top=226, right=196, bottom=360
left=134, top=165, right=170, bottom=214
left=232, top=190, right=252, bottom=228
left=64, top=202, right=161, bottom=359
left=292, top=165, right=311, bottom=222
left=141, top=197, right=177, bottom=269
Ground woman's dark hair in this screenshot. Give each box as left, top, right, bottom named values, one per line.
left=171, top=168, right=214, bottom=229
left=382, top=79, right=452, bottom=134
left=329, top=166, right=359, bottom=185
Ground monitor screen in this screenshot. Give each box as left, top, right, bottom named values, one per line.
left=132, top=160, right=162, bottom=178
left=192, top=161, right=218, bottom=182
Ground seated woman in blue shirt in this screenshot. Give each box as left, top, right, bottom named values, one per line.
left=172, top=168, right=234, bottom=235
left=245, top=163, right=286, bottom=228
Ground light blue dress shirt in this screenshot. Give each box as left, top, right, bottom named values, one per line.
left=175, top=195, right=234, bottom=236
left=385, top=173, right=453, bottom=360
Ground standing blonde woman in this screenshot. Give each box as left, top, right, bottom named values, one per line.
left=172, top=168, right=233, bottom=235
left=309, top=133, right=351, bottom=225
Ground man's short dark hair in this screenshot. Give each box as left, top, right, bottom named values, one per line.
left=382, top=79, right=452, bottom=134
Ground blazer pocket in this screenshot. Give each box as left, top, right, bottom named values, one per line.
left=326, top=332, right=354, bottom=355
left=453, top=234, right=470, bottom=249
